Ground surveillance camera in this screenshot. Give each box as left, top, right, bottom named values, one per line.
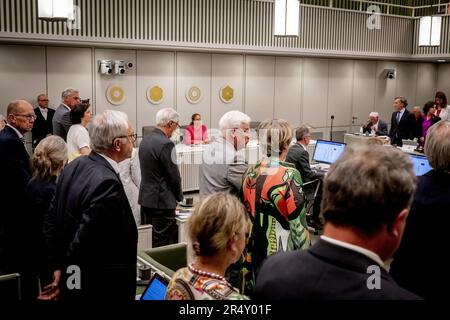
left=126, top=62, right=133, bottom=69
left=98, top=60, right=113, bottom=75
left=114, top=60, right=126, bottom=75
left=385, top=68, right=396, bottom=79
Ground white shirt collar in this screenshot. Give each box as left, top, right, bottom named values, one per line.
left=62, top=103, right=71, bottom=111
left=298, top=142, right=307, bottom=151
left=6, top=124, right=23, bottom=139
left=99, top=153, right=120, bottom=174
left=321, top=235, right=387, bottom=270
left=398, top=108, right=406, bottom=117
left=39, top=106, right=48, bottom=113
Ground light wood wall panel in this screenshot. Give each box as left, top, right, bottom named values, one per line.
left=136, top=50, right=175, bottom=136
left=211, top=54, right=244, bottom=129
left=176, top=52, right=211, bottom=127
left=437, top=63, right=450, bottom=98
left=351, top=60, right=377, bottom=128
left=302, top=58, right=329, bottom=128
left=0, top=45, right=46, bottom=115
left=327, top=59, right=353, bottom=127
left=274, top=57, right=302, bottom=127
left=416, top=63, right=438, bottom=108
left=47, top=47, right=93, bottom=111
left=244, top=55, right=275, bottom=122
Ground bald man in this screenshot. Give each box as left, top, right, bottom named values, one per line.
left=0, top=100, right=35, bottom=299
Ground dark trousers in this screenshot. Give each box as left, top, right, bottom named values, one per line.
left=141, top=207, right=178, bottom=248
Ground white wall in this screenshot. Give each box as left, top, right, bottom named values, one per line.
left=0, top=44, right=441, bottom=140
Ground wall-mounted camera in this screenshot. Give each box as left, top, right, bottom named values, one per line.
left=98, top=60, right=113, bottom=75
left=126, top=61, right=133, bottom=69
left=114, top=60, right=126, bottom=75
left=385, top=68, right=396, bottom=79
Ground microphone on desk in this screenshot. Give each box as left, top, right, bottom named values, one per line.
left=330, top=115, right=335, bottom=141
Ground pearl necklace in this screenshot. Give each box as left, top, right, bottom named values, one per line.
left=188, top=263, right=225, bottom=281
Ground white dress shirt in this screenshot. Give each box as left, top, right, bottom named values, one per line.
left=99, top=153, right=120, bottom=174
left=38, top=107, right=48, bottom=120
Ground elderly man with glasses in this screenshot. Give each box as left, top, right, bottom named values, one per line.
left=0, top=99, right=36, bottom=299
left=47, top=110, right=137, bottom=301
left=138, top=107, right=183, bottom=248
left=32, top=94, right=55, bottom=149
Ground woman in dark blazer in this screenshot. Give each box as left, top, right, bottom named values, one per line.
left=25, top=135, right=67, bottom=300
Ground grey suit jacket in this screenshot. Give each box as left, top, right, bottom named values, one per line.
left=52, top=104, right=72, bottom=141
left=199, top=137, right=248, bottom=196
left=138, top=128, right=183, bottom=209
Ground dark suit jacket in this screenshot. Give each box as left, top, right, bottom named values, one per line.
left=51, top=151, right=137, bottom=301
left=0, top=125, right=31, bottom=274
left=52, top=104, right=72, bottom=141
left=389, top=108, right=414, bottom=146
left=255, top=239, right=420, bottom=300
left=286, top=143, right=320, bottom=184
left=138, top=128, right=183, bottom=209
left=32, top=107, right=55, bottom=148
left=390, top=170, right=450, bottom=300
left=362, top=119, right=388, bottom=136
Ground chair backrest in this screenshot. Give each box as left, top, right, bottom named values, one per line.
left=0, top=273, right=21, bottom=301
left=137, top=243, right=187, bottom=280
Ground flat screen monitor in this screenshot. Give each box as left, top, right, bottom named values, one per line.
left=409, top=154, right=433, bottom=176
left=140, top=273, right=169, bottom=301
left=312, top=140, right=346, bottom=164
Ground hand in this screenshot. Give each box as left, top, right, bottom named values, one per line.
left=37, top=270, right=61, bottom=300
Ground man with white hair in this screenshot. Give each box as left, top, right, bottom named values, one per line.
left=362, top=111, right=388, bottom=136
left=138, top=107, right=183, bottom=247
left=52, top=88, right=80, bottom=141
left=199, top=110, right=251, bottom=196
left=49, top=110, right=137, bottom=301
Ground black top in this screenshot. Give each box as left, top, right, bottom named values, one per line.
left=32, top=107, right=55, bottom=148
left=255, top=239, right=421, bottom=300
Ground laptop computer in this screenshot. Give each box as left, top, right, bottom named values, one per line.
left=409, top=154, right=432, bottom=176
left=311, top=140, right=346, bottom=169
left=140, top=273, right=170, bottom=300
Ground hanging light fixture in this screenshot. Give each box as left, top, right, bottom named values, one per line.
left=38, top=0, right=74, bottom=21
left=274, top=0, right=299, bottom=36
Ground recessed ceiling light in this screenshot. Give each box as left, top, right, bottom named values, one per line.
left=437, top=60, right=446, bottom=62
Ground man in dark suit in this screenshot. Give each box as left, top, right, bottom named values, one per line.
left=362, top=112, right=388, bottom=136
left=0, top=100, right=35, bottom=297
left=52, top=88, right=80, bottom=141
left=139, top=107, right=183, bottom=247
left=389, top=97, right=414, bottom=146
left=390, top=121, right=450, bottom=300
left=255, top=145, right=420, bottom=300
left=286, top=125, right=324, bottom=230
left=32, top=94, right=55, bottom=149
left=49, top=110, right=137, bottom=301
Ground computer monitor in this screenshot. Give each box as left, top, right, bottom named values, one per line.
left=312, top=140, right=346, bottom=164
left=140, top=273, right=169, bottom=301
left=409, top=154, right=433, bottom=176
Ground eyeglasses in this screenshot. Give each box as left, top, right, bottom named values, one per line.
left=38, top=99, right=49, bottom=102
left=170, top=121, right=180, bottom=128
left=115, top=133, right=137, bottom=143
left=14, top=114, right=36, bottom=121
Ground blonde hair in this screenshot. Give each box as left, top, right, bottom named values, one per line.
left=425, top=120, right=450, bottom=172
left=257, top=119, right=293, bottom=157
left=187, top=192, right=249, bottom=257
left=31, top=136, right=68, bottom=181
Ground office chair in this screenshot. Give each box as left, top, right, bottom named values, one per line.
left=302, top=179, right=322, bottom=235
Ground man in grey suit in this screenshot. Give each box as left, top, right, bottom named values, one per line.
left=52, top=88, right=80, bottom=141
left=139, top=107, right=183, bottom=247
left=286, top=125, right=324, bottom=229
left=199, top=110, right=251, bottom=196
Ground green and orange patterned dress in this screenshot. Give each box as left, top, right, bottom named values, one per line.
left=238, top=157, right=311, bottom=295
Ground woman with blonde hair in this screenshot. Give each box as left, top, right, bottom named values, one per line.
left=24, top=135, right=68, bottom=300
left=239, top=118, right=311, bottom=295
left=166, top=192, right=250, bottom=300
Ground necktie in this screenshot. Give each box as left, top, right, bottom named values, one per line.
left=396, top=112, right=401, bottom=124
